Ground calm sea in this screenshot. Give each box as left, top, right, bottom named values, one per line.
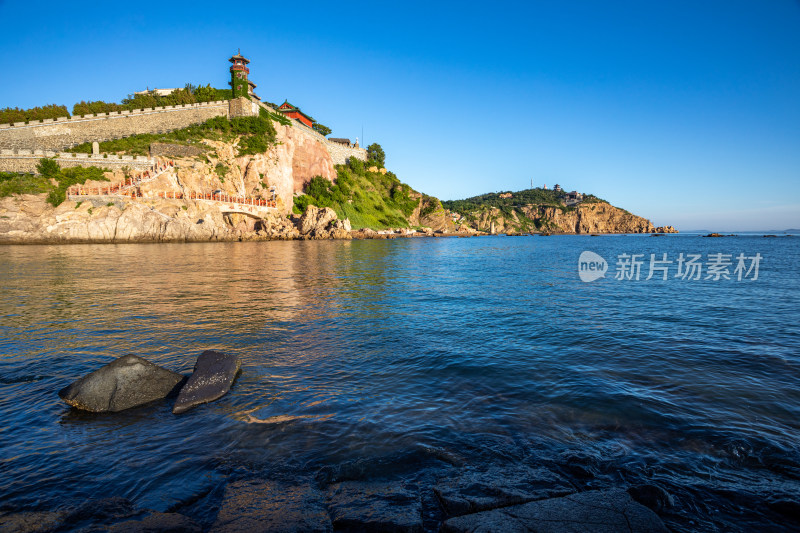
left=1, top=235, right=799, bottom=531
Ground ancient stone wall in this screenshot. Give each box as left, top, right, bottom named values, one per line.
left=0, top=149, right=153, bottom=173
left=0, top=101, right=229, bottom=151
left=325, top=140, right=368, bottom=165
left=228, top=97, right=260, bottom=118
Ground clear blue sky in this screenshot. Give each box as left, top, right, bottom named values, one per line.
left=1, top=0, right=798, bottom=230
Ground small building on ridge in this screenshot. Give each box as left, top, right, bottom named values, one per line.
left=277, top=101, right=315, bottom=128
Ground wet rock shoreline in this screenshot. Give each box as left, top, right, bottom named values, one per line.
left=0, top=470, right=673, bottom=533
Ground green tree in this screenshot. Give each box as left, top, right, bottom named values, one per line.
left=367, top=143, right=385, bottom=167
left=313, top=123, right=332, bottom=136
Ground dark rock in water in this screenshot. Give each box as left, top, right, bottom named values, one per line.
left=767, top=498, right=800, bottom=522
left=210, top=479, right=330, bottom=532
left=434, top=466, right=573, bottom=517
left=327, top=481, right=422, bottom=532
left=108, top=512, right=202, bottom=532
left=628, top=484, right=675, bottom=512
left=64, top=496, right=138, bottom=523
left=58, top=356, right=185, bottom=413
left=0, top=511, right=66, bottom=533
left=173, top=350, right=241, bottom=414
left=441, top=489, right=669, bottom=533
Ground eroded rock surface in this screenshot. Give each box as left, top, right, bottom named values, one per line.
left=58, top=355, right=185, bottom=412
left=327, top=481, right=422, bottom=533
left=108, top=512, right=202, bottom=532
left=441, top=489, right=669, bottom=533
left=172, top=350, right=241, bottom=414
left=210, top=479, right=330, bottom=533
left=434, top=466, right=574, bottom=517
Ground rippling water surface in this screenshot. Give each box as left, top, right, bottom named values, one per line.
left=1, top=235, right=799, bottom=531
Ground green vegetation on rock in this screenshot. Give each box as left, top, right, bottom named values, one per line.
left=293, top=157, right=420, bottom=230
left=0, top=159, right=109, bottom=207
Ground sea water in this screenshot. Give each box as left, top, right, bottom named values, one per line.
left=1, top=235, right=798, bottom=531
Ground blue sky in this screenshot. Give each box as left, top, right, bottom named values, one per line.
left=1, top=0, right=798, bottom=230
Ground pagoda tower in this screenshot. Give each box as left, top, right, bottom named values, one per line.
left=229, top=51, right=250, bottom=98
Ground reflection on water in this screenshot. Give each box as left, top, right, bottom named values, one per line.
left=1, top=237, right=799, bottom=531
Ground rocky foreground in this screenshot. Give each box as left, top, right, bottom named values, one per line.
left=0, top=472, right=671, bottom=532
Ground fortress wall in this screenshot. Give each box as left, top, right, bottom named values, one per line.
left=325, top=141, right=368, bottom=165
left=0, top=150, right=154, bottom=173
left=0, top=101, right=229, bottom=151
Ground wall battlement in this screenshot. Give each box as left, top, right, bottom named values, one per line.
left=0, top=101, right=228, bottom=130
left=0, top=149, right=154, bottom=173
left=0, top=101, right=230, bottom=152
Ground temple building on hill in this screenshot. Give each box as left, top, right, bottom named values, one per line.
left=277, top=101, right=315, bottom=128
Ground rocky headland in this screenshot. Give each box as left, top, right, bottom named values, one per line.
left=1, top=104, right=674, bottom=243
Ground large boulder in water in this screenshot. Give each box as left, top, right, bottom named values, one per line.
left=172, top=350, right=241, bottom=414
left=58, top=355, right=186, bottom=412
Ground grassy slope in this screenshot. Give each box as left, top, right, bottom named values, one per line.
left=293, top=158, right=423, bottom=230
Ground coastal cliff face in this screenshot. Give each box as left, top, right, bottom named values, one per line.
left=0, top=193, right=298, bottom=244
left=170, top=122, right=335, bottom=216
left=462, top=202, right=662, bottom=234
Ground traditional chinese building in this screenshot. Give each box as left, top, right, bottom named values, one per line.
left=553, top=184, right=562, bottom=192
left=277, top=101, right=315, bottom=128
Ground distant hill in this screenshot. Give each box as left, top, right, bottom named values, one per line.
left=441, top=188, right=671, bottom=234
left=442, top=188, right=606, bottom=212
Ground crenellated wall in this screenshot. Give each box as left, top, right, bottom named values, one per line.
left=325, top=140, right=368, bottom=165
left=0, top=98, right=367, bottom=175
left=0, top=149, right=154, bottom=173
left=0, top=101, right=229, bottom=151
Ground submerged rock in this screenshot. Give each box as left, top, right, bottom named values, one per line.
left=108, top=512, right=202, bottom=532
left=172, top=350, right=241, bottom=414
left=441, top=489, right=668, bottom=533
left=58, top=355, right=185, bottom=413
left=434, top=466, right=573, bottom=517
left=327, top=481, right=422, bottom=533
left=210, top=479, right=330, bottom=532
left=628, top=484, right=675, bottom=512
left=0, top=511, right=66, bottom=533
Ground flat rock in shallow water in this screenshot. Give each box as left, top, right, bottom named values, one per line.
left=58, top=355, right=185, bottom=413
left=108, top=512, right=202, bottom=532
left=441, top=489, right=668, bottom=533
left=327, top=481, right=422, bottom=533
left=434, top=466, right=573, bottom=517
left=210, top=479, right=330, bottom=533
left=172, top=350, right=241, bottom=414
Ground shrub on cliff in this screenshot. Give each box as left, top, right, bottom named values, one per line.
left=293, top=157, right=420, bottom=229
left=0, top=172, right=51, bottom=198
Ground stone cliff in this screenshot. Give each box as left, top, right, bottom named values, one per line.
left=458, top=202, right=673, bottom=234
